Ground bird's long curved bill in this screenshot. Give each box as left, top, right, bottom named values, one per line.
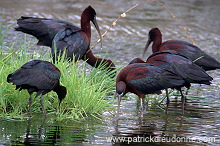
left=117, top=94, right=123, bottom=111
left=142, top=37, right=152, bottom=59
left=92, top=17, right=103, bottom=49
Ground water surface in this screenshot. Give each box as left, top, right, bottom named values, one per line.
left=0, top=0, right=220, bottom=145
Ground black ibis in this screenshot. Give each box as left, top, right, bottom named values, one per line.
left=14, top=6, right=115, bottom=71
left=143, top=27, right=220, bottom=71
left=7, top=60, right=67, bottom=116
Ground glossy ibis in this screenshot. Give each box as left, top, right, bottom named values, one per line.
left=116, top=62, right=186, bottom=115
left=7, top=60, right=67, bottom=116
left=15, top=6, right=115, bottom=71
left=146, top=50, right=213, bottom=113
left=129, top=50, right=213, bottom=113
left=143, top=27, right=220, bottom=71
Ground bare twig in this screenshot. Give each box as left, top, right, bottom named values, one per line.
left=89, top=0, right=195, bottom=52
left=151, top=0, right=195, bottom=45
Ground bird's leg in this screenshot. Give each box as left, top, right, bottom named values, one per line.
left=40, top=95, right=46, bottom=117
left=185, top=88, right=189, bottom=95
left=175, top=90, right=179, bottom=100
left=140, top=98, right=143, bottom=111
left=143, top=97, right=147, bottom=112
left=140, top=98, right=144, bottom=117
left=184, top=83, right=191, bottom=100
left=184, top=88, right=189, bottom=102
left=179, top=89, right=185, bottom=115
left=165, top=89, right=170, bottom=114
left=139, top=95, right=146, bottom=117
left=58, top=101, right=62, bottom=114
left=29, top=94, right=33, bottom=117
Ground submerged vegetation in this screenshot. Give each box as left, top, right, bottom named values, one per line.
left=0, top=23, right=116, bottom=120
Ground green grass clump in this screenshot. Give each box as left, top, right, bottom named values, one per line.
left=55, top=58, right=116, bottom=120
left=0, top=23, right=116, bottom=120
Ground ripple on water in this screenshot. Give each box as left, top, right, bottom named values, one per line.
left=1, top=0, right=220, bottom=145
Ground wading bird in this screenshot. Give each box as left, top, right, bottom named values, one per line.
left=115, top=62, right=186, bottom=115
left=143, top=27, right=220, bottom=71
left=15, top=6, right=115, bottom=71
left=129, top=50, right=213, bottom=114
left=7, top=60, right=67, bottom=117
left=146, top=50, right=213, bottom=113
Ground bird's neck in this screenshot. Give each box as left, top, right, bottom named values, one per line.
left=152, top=34, right=162, bottom=53
left=81, top=15, right=91, bottom=40
left=83, top=49, right=115, bottom=70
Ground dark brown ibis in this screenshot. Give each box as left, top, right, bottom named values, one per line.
left=129, top=50, right=213, bottom=113
left=143, top=28, right=220, bottom=71
left=146, top=50, right=213, bottom=113
left=14, top=6, right=115, bottom=71
left=116, top=62, right=187, bottom=115
left=7, top=60, right=67, bottom=116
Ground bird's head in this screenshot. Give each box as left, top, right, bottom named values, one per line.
left=7, top=73, right=13, bottom=83
left=115, top=81, right=126, bottom=107
left=84, top=6, right=96, bottom=21
left=142, top=27, right=162, bottom=57
left=54, top=85, right=67, bottom=106
left=148, top=28, right=160, bottom=41
left=83, top=6, right=103, bottom=49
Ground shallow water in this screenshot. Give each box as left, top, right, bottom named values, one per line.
left=1, top=0, right=220, bottom=145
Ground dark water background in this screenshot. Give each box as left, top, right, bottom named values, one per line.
left=1, top=0, right=220, bottom=145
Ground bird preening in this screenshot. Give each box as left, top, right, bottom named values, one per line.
left=7, top=60, right=67, bottom=117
